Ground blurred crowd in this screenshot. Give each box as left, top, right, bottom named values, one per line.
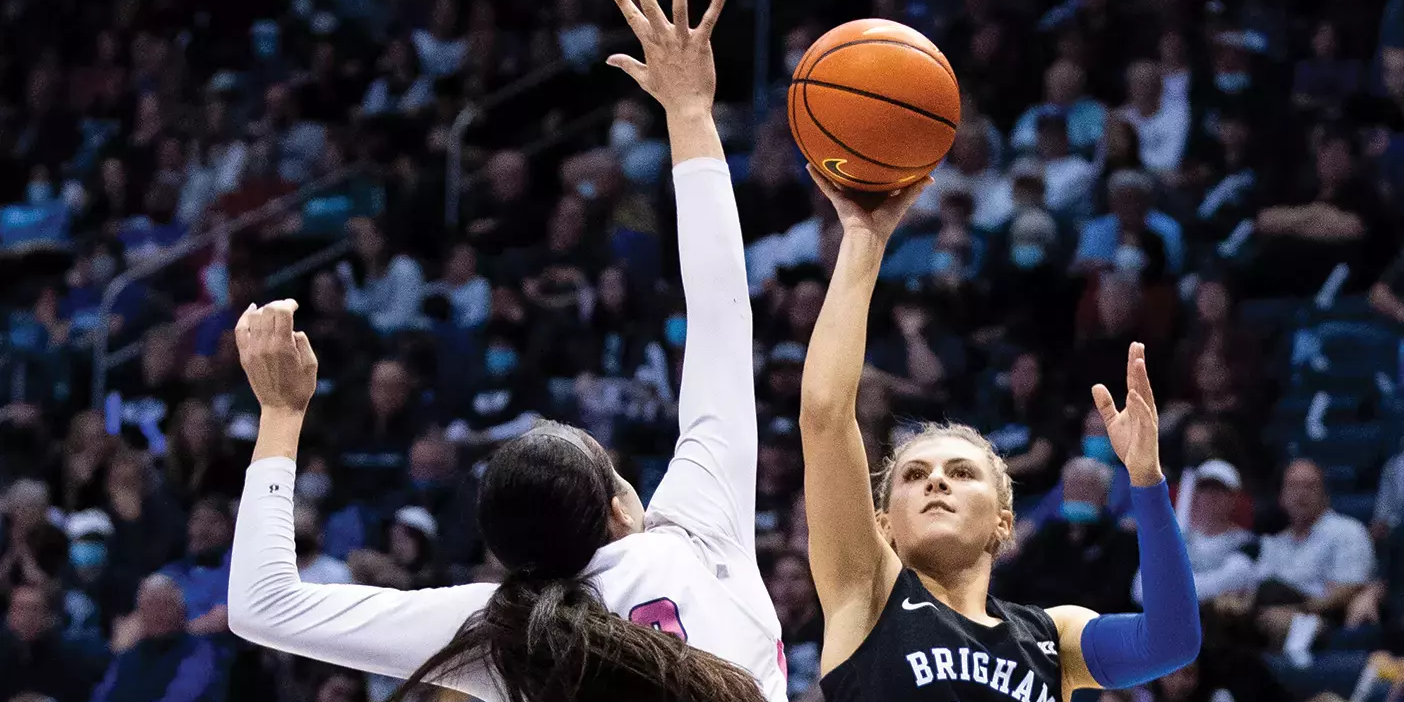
left=2, top=0, right=1404, bottom=701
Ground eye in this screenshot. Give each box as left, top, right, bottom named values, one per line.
left=947, top=463, right=975, bottom=479
left=902, top=465, right=927, bottom=482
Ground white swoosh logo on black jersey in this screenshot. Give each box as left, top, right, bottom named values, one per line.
left=901, top=598, right=938, bottom=612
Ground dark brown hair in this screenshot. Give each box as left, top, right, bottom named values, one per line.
left=389, top=422, right=766, bottom=702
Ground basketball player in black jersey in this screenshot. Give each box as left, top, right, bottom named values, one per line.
left=797, top=169, right=1202, bottom=702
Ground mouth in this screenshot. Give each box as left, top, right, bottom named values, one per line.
left=921, top=501, right=956, bottom=515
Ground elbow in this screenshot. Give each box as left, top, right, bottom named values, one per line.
left=799, top=395, right=852, bottom=433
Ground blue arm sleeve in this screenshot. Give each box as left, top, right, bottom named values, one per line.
left=1079, top=480, right=1202, bottom=689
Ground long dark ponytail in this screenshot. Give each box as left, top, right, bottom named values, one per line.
left=389, top=423, right=766, bottom=702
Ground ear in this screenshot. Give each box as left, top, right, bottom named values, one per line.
left=875, top=510, right=895, bottom=548
left=990, top=508, right=1015, bottom=555
left=608, top=495, right=636, bottom=539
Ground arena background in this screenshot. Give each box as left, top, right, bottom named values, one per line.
left=1, top=0, right=1403, bottom=700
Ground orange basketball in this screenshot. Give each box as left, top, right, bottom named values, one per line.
left=787, top=19, right=961, bottom=192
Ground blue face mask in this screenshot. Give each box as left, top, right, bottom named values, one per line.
left=1214, top=72, right=1250, bottom=94
left=485, top=347, right=519, bottom=376
left=665, top=315, right=687, bottom=348
left=1010, top=243, right=1045, bottom=270
left=1060, top=500, right=1102, bottom=524
left=931, top=250, right=957, bottom=275
left=1081, top=435, right=1118, bottom=466
left=70, top=541, right=107, bottom=570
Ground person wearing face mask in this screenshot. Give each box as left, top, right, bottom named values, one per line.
left=443, top=326, right=542, bottom=453
left=997, top=458, right=1140, bottom=615
left=608, top=98, right=670, bottom=187
left=1073, top=170, right=1182, bottom=278
left=62, top=509, right=138, bottom=641
left=377, top=434, right=481, bottom=566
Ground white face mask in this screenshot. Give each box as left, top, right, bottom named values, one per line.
left=609, top=121, right=640, bottom=150
left=1114, top=244, right=1148, bottom=275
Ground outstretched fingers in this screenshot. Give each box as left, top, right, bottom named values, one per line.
left=673, top=0, right=688, bottom=33
left=612, top=0, right=651, bottom=37
left=696, top=0, right=724, bottom=36
left=1091, top=383, right=1119, bottom=428
left=638, top=0, right=670, bottom=30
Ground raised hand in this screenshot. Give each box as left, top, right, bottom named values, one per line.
left=1092, top=342, right=1163, bottom=486
left=807, top=165, right=932, bottom=243
left=235, top=300, right=319, bottom=414
left=607, top=0, right=725, bottom=115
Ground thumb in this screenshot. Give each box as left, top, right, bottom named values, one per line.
left=606, top=54, right=648, bottom=84
left=1091, top=384, right=1118, bottom=427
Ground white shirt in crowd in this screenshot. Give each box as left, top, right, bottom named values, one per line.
left=745, top=216, right=821, bottom=296
left=229, top=159, right=788, bottom=702
left=1253, top=510, right=1375, bottom=599
left=299, top=554, right=354, bottom=585
left=1115, top=101, right=1191, bottom=175
left=1132, top=527, right=1255, bottom=604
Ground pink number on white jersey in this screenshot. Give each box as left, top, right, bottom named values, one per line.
left=628, top=598, right=687, bottom=641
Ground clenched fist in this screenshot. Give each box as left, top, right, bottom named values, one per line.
left=235, top=300, right=318, bottom=413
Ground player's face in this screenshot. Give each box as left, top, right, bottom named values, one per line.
left=884, top=437, right=1011, bottom=568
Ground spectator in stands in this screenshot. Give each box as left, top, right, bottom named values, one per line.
left=338, top=217, right=426, bottom=335
left=293, top=505, right=353, bottom=586
left=0, top=583, right=106, bottom=702
left=1293, top=21, right=1364, bottom=114
left=865, top=289, right=967, bottom=412
left=104, top=448, right=183, bottom=576
left=157, top=498, right=233, bottom=641
left=1010, top=59, right=1107, bottom=158
left=996, top=457, right=1139, bottom=614
left=465, top=150, right=548, bottom=256
left=347, top=506, right=444, bottom=590
left=765, top=551, right=822, bottom=700
left=1250, top=127, right=1385, bottom=298
left=1116, top=60, right=1191, bottom=176
left=422, top=242, right=491, bottom=330
left=1134, top=460, right=1256, bottom=605
left=1237, top=460, right=1373, bottom=648
left=0, top=480, right=58, bottom=596
left=252, top=83, right=327, bottom=185
left=61, top=509, right=137, bottom=641
left=362, top=38, right=435, bottom=119
left=977, top=350, right=1066, bottom=499
left=917, top=127, right=1003, bottom=230
left=93, top=574, right=227, bottom=702
left=335, top=359, right=426, bottom=501
left=378, top=434, right=477, bottom=566
left=108, top=326, right=190, bottom=451
left=51, top=412, right=116, bottom=515
left=162, top=400, right=242, bottom=507
left=1073, top=169, right=1186, bottom=277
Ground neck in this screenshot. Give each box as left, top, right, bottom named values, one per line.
left=913, top=555, right=997, bottom=625
left=1197, top=517, right=1234, bottom=536
left=1291, top=511, right=1324, bottom=538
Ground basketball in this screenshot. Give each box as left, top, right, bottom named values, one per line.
left=787, top=19, right=961, bottom=192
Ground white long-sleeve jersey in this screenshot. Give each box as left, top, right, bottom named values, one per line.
left=228, top=158, right=787, bottom=702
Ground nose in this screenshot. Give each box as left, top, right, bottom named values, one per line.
left=926, top=474, right=951, bottom=495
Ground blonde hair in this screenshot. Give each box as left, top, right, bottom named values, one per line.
left=873, top=422, right=1016, bottom=553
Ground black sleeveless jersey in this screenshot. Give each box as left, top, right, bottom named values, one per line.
left=820, top=569, right=1064, bottom=702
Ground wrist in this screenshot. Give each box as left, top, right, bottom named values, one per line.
left=251, top=407, right=306, bottom=463
left=1129, top=468, right=1166, bottom=488
left=664, top=102, right=714, bottom=122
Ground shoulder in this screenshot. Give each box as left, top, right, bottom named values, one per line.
left=1323, top=511, right=1371, bottom=541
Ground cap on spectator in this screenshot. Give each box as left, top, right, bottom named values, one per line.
left=1009, top=208, right=1057, bottom=242
left=1214, top=29, right=1269, bottom=54
left=1107, top=169, right=1155, bottom=195
left=769, top=342, right=808, bottom=366
left=1196, top=460, right=1242, bottom=490
left=395, top=506, right=438, bottom=540
left=65, top=509, right=115, bottom=541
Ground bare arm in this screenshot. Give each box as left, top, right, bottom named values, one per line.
left=1370, top=282, right=1404, bottom=324
left=800, top=170, right=929, bottom=673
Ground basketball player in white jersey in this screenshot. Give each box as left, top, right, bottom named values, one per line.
left=226, top=1, right=788, bottom=700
